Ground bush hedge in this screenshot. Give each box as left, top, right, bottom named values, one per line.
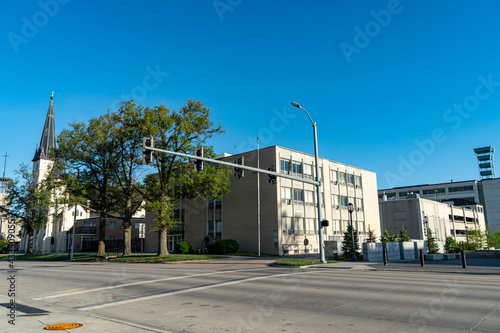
left=174, top=241, right=193, bottom=254
left=207, top=239, right=239, bottom=254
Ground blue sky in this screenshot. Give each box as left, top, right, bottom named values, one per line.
left=1, top=0, right=500, bottom=189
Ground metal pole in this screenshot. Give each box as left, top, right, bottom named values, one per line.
left=420, top=249, right=425, bottom=267
left=70, top=205, right=77, bottom=260
left=461, top=250, right=467, bottom=268
left=257, top=137, right=261, bottom=257
left=350, top=210, right=356, bottom=261
left=383, top=248, right=388, bottom=265
left=312, top=122, right=325, bottom=263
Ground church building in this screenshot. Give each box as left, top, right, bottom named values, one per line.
left=19, top=93, right=90, bottom=253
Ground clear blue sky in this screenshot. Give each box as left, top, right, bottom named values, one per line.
left=1, top=0, right=500, bottom=189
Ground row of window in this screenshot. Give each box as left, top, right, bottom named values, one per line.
left=279, top=158, right=362, bottom=187
left=281, top=218, right=366, bottom=235
left=332, top=195, right=364, bottom=210
left=382, top=185, right=475, bottom=198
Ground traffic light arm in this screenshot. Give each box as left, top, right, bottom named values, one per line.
left=144, top=146, right=320, bottom=186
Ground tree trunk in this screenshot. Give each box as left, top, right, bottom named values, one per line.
left=158, top=228, right=168, bottom=256
left=122, top=196, right=133, bottom=256
left=97, top=211, right=107, bottom=257
left=123, top=222, right=132, bottom=256
left=26, top=230, right=34, bottom=255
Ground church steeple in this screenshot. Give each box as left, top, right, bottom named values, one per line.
left=32, top=92, right=57, bottom=162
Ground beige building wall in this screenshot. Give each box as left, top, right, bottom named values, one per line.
left=182, top=145, right=380, bottom=256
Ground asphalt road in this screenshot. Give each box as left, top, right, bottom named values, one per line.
left=1, top=257, right=499, bottom=332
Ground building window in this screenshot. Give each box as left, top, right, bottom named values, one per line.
left=356, top=198, right=363, bottom=210
left=340, top=195, right=348, bottom=208
left=330, top=170, right=338, bottom=183
left=338, top=172, right=346, bottom=184
left=341, top=220, right=349, bottom=232
left=303, top=164, right=313, bottom=179
left=399, top=191, right=411, bottom=197
left=280, top=158, right=291, bottom=174
left=357, top=221, right=365, bottom=234
left=347, top=174, right=355, bottom=186
left=109, top=221, right=116, bottom=229
left=422, top=188, right=445, bottom=195
left=293, top=189, right=303, bottom=202
left=109, top=237, right=116, bottom=244
left=449, top=186, right=474, bottom=192
left=355, top=175, right=362, bottom=188
left=305, top=190, right=314, bottom=205
left=305, top=218, right=316, bottom=234
left=135, top=222, right=141, bottom=229
left=281, top=187, right=292, bottom=202
left=282, top=216, right=292, bottom=233
left=332, top=194, right=339, bottom=208
left=292, top=161, right=302, bottom=175
left=293, top=217, right=304, bottom=234
left=207, top=220, right=222, bottom=239
left=333, top=220, right=341, bottom=234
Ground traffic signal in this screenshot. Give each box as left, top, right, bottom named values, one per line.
left=234, top=157, right=244, bottom=179
left=142, top=137, right=154, bottom=165
left=268, top=165, right=277, bottom=185
left=194, top=147, right=204, bottom=173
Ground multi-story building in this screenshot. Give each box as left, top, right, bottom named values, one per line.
left=379, top=178, right=500, bottom=232
left=143, top=146, right=380, bottom=256
left=379, top=195, right=486, bottom=245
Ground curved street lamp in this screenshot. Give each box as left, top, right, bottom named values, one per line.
left=291, top=102, right=325, bottom=263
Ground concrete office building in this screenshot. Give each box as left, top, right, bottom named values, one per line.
left=154, top=145, right=381, bottom=256
left=379, top=178, right=500, bottom=232
left=379, top=195, right=486, bottom=246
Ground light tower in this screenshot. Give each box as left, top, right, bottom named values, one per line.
left=474, top=146, right=495, bottom=180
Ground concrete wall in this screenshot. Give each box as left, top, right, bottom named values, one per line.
left=363, top=241, right=427, bottom=262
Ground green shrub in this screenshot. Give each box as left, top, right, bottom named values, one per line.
left=207, top=239, right=240, bottom=254
left=174, top=241, right=192, bottom=254
left=444, top=236, right=457, bottom=253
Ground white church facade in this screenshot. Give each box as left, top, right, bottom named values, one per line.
left=19, top=94, right=90, bottom=254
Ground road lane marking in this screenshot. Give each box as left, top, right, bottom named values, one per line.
left=78, top=270, right=319, bottom=311
left=32, top=267, right=281, bottom=300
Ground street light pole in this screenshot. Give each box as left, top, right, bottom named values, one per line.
left=348, top=202, right=356, bottom=261
left=291, top=102, right=325, bottom=263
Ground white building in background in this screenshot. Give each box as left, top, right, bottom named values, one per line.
left=379, top=178, right=500, bottom=232
left=19, top=94, right=90, bottom=253
left=379, top=194, right=486, bottom=244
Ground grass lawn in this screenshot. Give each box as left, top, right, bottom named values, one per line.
left=274, top=258, right=338, bottom=266
left=0, top=253, right=224, bottom=262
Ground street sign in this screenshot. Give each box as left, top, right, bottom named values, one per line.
left=139, top=223, right=146, bottom=238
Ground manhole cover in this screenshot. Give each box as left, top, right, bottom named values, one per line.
left=44, top=323, right=83, bottom=330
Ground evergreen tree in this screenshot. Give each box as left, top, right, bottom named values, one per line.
left=427, top=229, right=439, bottom=254
left=398, top=226, right=411, bottom=242
left=342, top=224, right=360, bottom=259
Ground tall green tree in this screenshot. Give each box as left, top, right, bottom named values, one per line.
left=110, top=102, right=148, bottom=256
left=138, top=100, right=231, bottom=256
left=55, top=113, right=121, bottom=256
left=342, top=224, right=360, bottom=259
left=0, top=164, right=54, bottom=254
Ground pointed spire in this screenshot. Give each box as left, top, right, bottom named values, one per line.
left=32, top=93, right=57, bottom=161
